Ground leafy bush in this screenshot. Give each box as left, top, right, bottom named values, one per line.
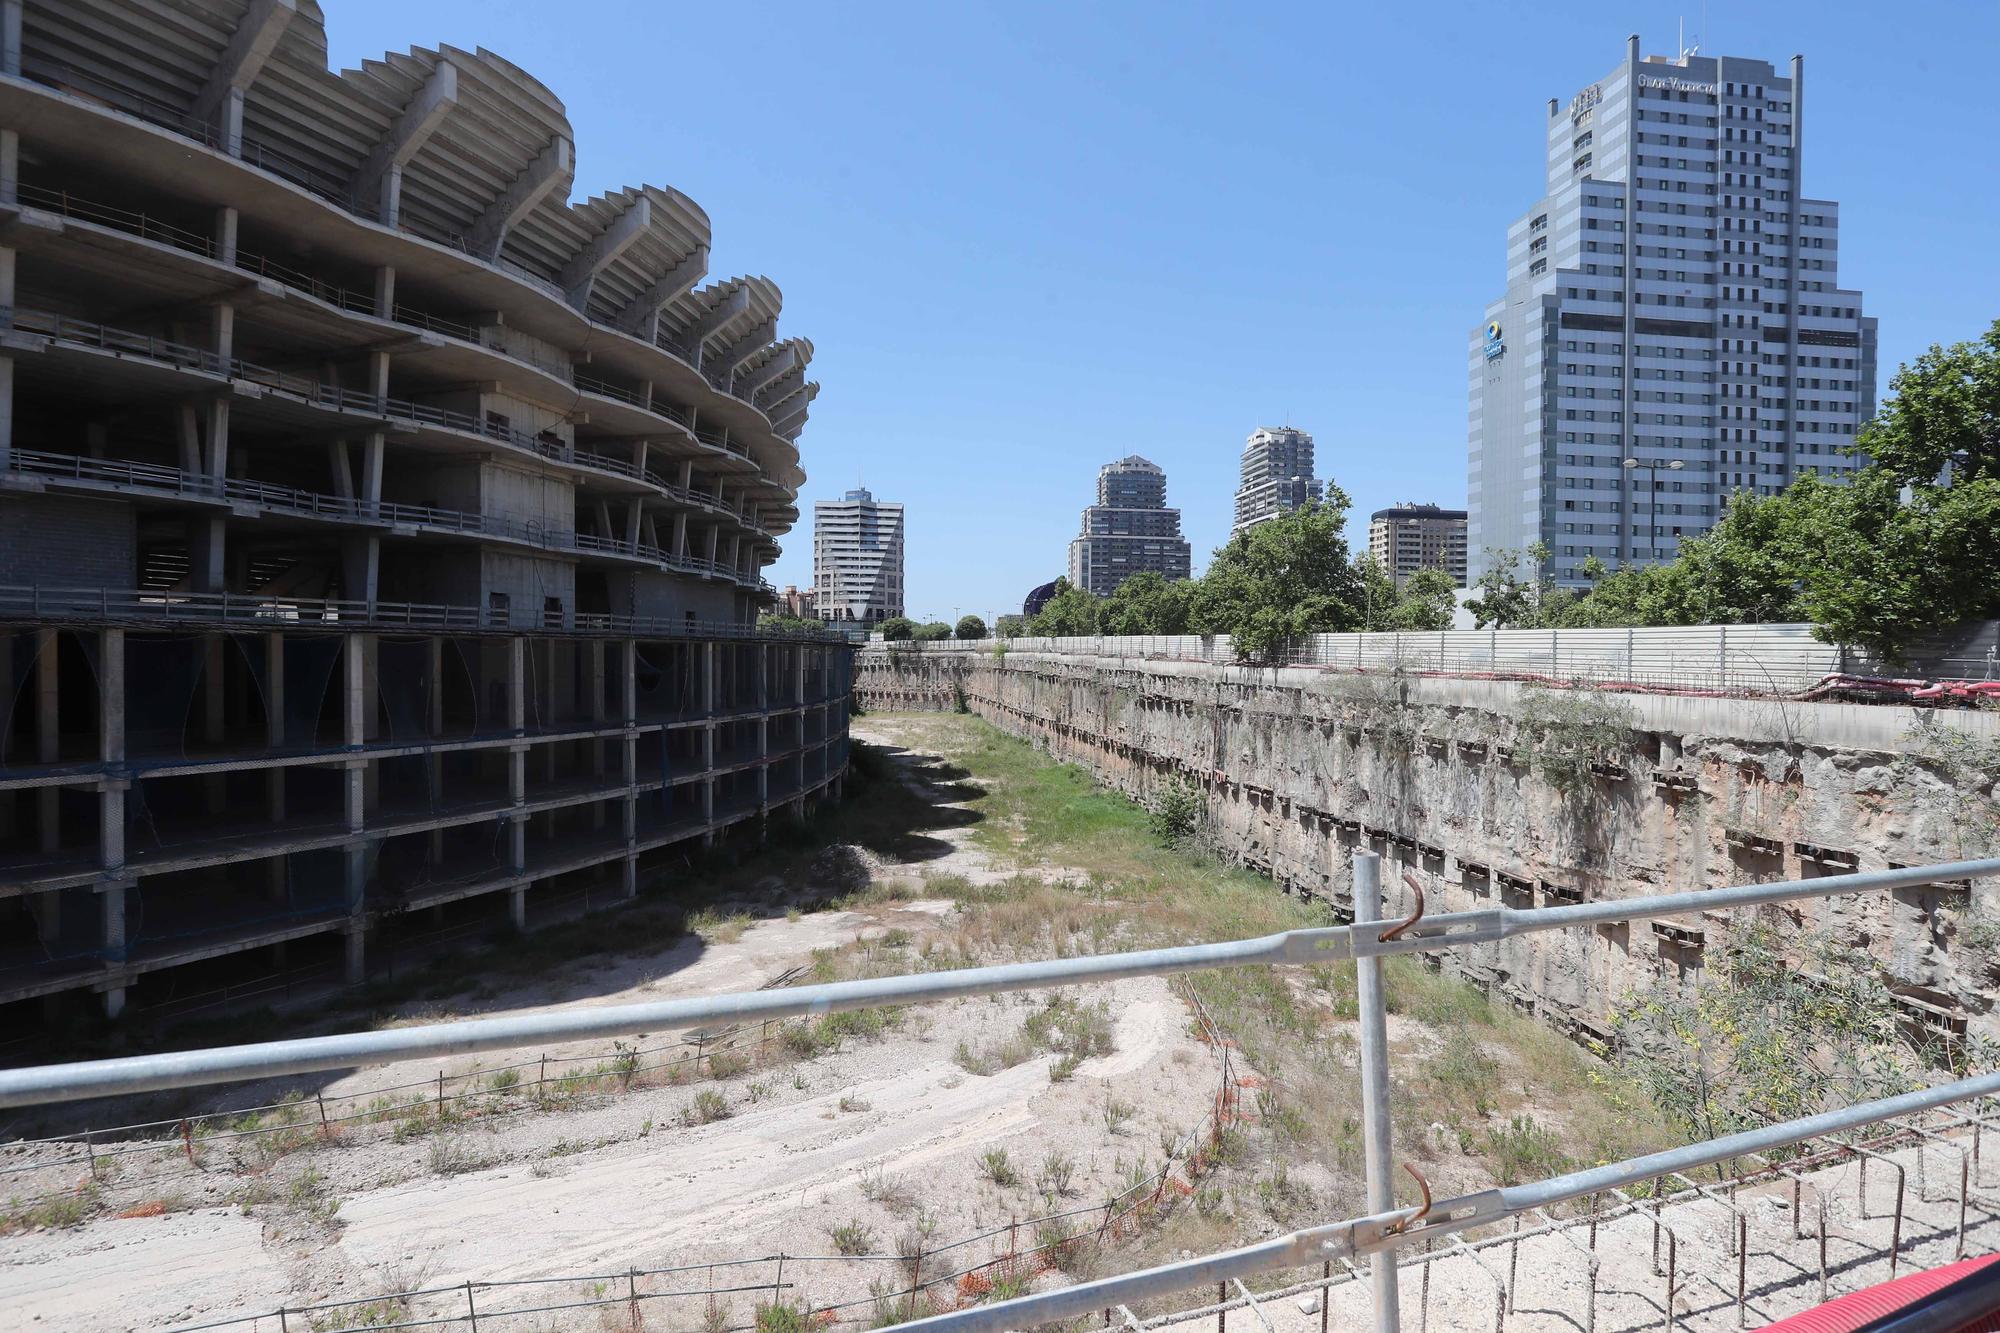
left=831, top=1220, right=877, bottom=1255
left=955, top=615, right=988, bottom=640
left=978, top=1149, right=1019, bottom=1187
left=1147, top=777, right=1204, bottom=847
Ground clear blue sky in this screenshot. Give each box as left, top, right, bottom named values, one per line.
left=324, top=1, right=1998, bottom=625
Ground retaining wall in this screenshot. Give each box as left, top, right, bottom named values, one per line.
left=857, top=647, right=2000, bottom=1045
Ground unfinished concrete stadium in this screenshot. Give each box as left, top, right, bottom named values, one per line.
left=0, top=0, right=851, bottom=1027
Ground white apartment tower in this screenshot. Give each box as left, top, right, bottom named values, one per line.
left=813, top=489, right=905, bottom=624
left=1067, top=456, right=1193, bottom=597
left=1468, top=39, right=1876, bottom=584
left=1232, top=426, right=1323, bottom=531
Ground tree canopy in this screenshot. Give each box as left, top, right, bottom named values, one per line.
left=876, top=616, right=917, bottom=641
left=954, top=614, right=988, bottom=640
left=1014, top=493, right=1459, bottom=658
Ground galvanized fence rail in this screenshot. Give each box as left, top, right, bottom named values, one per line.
left=4, top=856, right=2000, bottom=1333
left=872, top=622, right=2000, bottom=695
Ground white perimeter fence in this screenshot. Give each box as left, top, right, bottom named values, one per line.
left=872, top=621, right=2000, bottom=698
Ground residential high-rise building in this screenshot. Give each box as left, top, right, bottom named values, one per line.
left=1369, top=504, right=1470, bottom=587
left=1067, top=457, right=1192, bottom=597
left=1468, top=40, right=1876, bottom=585
left=1232, top=427, right=1322, bottom=531
left=0, top=0, right=850, bottom=1025
left=814, top=489, right=905, bottom=624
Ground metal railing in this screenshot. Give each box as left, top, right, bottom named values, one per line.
left=877, top=623, right=2000, bottom=695
left=872, top=627, right=1856, bottom=696
left=3, top=855, right=1998, bottom=1332
left=3, top=449, right=771, bottom=586
left=0, top=585, right=830, bottom=640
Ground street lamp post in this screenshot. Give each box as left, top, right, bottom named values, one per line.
left=1621, top=457, right=1685, bottom=565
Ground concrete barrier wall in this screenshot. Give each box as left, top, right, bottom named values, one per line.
left=857, top=646, right=2000, bottom=1045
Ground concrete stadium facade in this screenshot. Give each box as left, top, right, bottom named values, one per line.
left=0, top=0, right=850, bottom=1023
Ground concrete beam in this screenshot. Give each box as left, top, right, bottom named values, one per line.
left=687, top=288, right=749, bottom=359
left=469, top=135, right=573, bottom=260
left=772, top=402, right=810, bottom=437
left=354, top=61, right=458, bottom=227
left=763, top=377, right=808, bottom=418
left=737, top=346, right=797, bottom=398
left=560, top=196, right=651, bottom=310
left=615, top=245, right=708, bottom=336
left=756, top=365, right=807, bottom=411
left=192, top=0, right=297, bottom=152
left=714, top=320, right=777, bottom=382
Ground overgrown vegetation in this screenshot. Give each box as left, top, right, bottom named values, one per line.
left=1465, top=316, right=2000, bottom=660
left=1146, top=776, right=1205, bottom=848
left=1515, top=686, right=1639, bottom=798
left=1603, top=923, right=1954, bottom=1147
left=1020, top=496, right=1458, bottom=660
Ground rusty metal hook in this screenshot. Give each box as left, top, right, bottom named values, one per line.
left=1383, top=1162, right=1434, bottom=1235
left=1379, top=873, right=1426, bottom=943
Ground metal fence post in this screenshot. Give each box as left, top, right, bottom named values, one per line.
left=1353, top=850, right=1401, bottom=1333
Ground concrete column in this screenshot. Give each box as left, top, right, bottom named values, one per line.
left=621, top=854, right=637, bottom=900
left=98, top=629, right=125, bottom=874
left=705, top=526, right=720, bottom=564
left=203, top=633, right=227, bottom=810
left=341, top=632, right=369, bottom=982
left=373, top=266, right=396, bottom=320
left=99, top=881, right=127, bottom=1020
left=678, top=460, right=694, bottom=490
left=220, top=87, right=246, bottom=158
left=588, top=638, right=607, bottom=785
left=427, top=637, right=443, bottom=865
left=0, top=124, right=17, bottom=206
left=672, top=512, right=689, bottom=558
left=341, top=537, right=381, bottom=608
left=192, top=517, right=227, bottom=594
left=508, top=637, right=527, bottom=873
left=509, top=884, right=527, bottom=930
left=266, top=635, right=287, bottom=902
left=0, top=1, right=20, bottom=79
left=361, top=432, right=385, bottom=514
left=35, top=628, right=57, bottom=854
left=327, top=439, right=354, bottom=498
left=0, top=228, right=13, bottom=472
left=214, top=206, right=238, bottom=267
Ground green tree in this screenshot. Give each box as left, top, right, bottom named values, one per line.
left=1387, top=566, right=1459, bottom=631
left=1189, top=494, right=1365, bottom=661
left=954, top=614, right=988, bottom=640
left=1856, top=319, right=2000, bottom=487
left=757, top=613, right=826, bottom=634
left=913, top=620, right=953, bottom=641
left=1605, top=924, right=1934, bottom=1146
left=1354, top=555, right=1402, bottom=632
left=1098, top=571, right=1196, bottom=635
left=1029, top=583, right=1102, bottom=636
left=1463, top=543, right=1552, bottom=629
left=994, top=614, right=1028, bottom=637
left=877, top=616, right=917, bottom=641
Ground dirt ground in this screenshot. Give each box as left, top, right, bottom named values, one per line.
left=6, top=713, right=1895, bottom=1333
left=0, top=720, right=1234, bottom=1331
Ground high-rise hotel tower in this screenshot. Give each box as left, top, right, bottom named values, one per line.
left=1468, top=39, right=1876, bottom=584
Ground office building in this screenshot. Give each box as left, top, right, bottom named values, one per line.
left=1066, top=456, right=1192, bottom=597
left=1468, top=40, right=1876, bottom=584
left=813, top=489, right=904, bottom=625
left=1232, top=427, right=1322, bottom=531
left=0, top=0, right=850, bottom=1024
left=1369, top=504, right=1469, bottom=587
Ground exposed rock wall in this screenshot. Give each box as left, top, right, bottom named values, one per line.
left=857, top=647, right=2000, bottom=1044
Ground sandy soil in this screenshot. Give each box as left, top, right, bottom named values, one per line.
left=0, top=719, right=1225, bottom=1331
